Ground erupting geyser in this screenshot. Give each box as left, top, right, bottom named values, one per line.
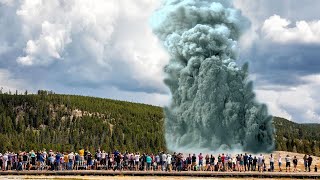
left=151, top=0, right=275, bottom=153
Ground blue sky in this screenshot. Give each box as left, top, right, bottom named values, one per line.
left=0, top=0, right=320, bottom=123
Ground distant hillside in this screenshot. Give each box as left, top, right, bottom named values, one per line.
left=0, top=91, right=166, bottom=153
left=0, top=91, right=319, bottom=155
left=273, top=116, right=320, bottom=156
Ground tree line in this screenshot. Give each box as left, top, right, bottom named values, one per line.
left=0, top=90, right=166, bottom=153
left=0, top=90, right=319, bottom=156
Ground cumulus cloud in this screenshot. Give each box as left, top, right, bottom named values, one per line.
left=0, top=69, right=25, bottom=92
left=17, top=21, right=72, bottom=65
left=15, top=0, right=118, bottom=66
left=231, top=1, right=320, bottom=123
left=262, top=15, right=320, bottom=44
left=0, top=0, right=169, bottom=97
left=255, top=74, right=320, bottom=123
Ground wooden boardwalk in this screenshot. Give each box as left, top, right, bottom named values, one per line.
left=0, top=170, right=320, bottom=179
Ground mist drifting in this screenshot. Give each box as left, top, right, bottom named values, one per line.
left=151, top=0, right=275, bottom=153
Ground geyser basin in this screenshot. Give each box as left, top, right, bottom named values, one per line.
left=151, top=0, right=275, bottom=153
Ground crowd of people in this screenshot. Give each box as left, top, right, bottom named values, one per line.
left=0, top=149, right=318, bottom=173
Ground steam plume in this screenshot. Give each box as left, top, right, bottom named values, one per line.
left=151, top=0, right=274, bottom=153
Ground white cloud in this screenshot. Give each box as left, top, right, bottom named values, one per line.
left=262, top=15, right=320, bottom=44
left=0, top=0, right=13, bottom=6
left=255, top=88, right=292, bottom=121
left=0, top=0, right=169, bottom=95
left=255, top=74, right=320, bottom=123
left=16, top=0, right=118, bottom=66
left=17, top=21, right=72, bottom=65
left=0, top=69, right=25, bottom=92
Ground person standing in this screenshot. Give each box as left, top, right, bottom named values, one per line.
left=205, top=154, right=210, bottom=171
left=30, top=150, right=36, bottom=167
left=141, top=153, right=146, bottom=171
left=55, top=152, right=61, bottom=171
left=210, top=155, right=215, bottom=172
left=308, top=155, right=313, bottom=172
left=258, top=154, right=263, bottom=172
left=39, top=153, right=45, bottom=170
left=240, top=154, right=244, bottom=172
left=270, top=154, right=274, bottom=172
left=22, top=152, right=29, bottom=170
left=8, top=152, right=13, bottom=171
left=134, top=152, right=140, bottom=171
left=74, top=153, right=80, bottom=170
left=224, top=154, right=229, bottom=172
left=253, top=156, right=257, bottom=171
left=217, top=154, right=222, bottom=171
left=187, top=154, right=192, bottom=171
left=285, top=155, right=291, bottom=172
left=293, top=156, right=298, bottom=172
left=113, top=152, right=122, bottom=171
left=162, top=152, right=167, bottom=171
left=68, top=152, right=75, bottom=170
left=101, top=150, right=106, bottom=166
left=2, top=153, right=8, bottom=171
left=63, top=153, right=68, bottom=170
left=171, top=152, right=177, bottom=171
left=198, top=153, right=203, bottom=171
left=167, top=154, right=172, bottom=172
left=248, top=155, right=253, bottom=171
left=244, top=153, right=248, bottom=171
left=228, top=155, right=233, bottom=172
left=146, top=154, right=152, bottom=171
left=155, top=153, right=160, bottom=171
left=48, top=154, right=55, bottom=171
left=87, top=152, right=92, bottom=170
left=278, top=154, right=282, bottom=172
left=192, top=154, right=197, bottom=171
left=221, top=153, right=225, bottom=171
left=303, top=154, right=308, bottom=172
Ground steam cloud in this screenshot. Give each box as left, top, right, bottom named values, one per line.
left=151, top=0, right=275, bottom=153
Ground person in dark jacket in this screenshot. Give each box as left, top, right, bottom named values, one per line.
left=308, top=155, right=313, bottom=172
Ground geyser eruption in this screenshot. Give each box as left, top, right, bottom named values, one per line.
left=151, top=0, right=275, bottom=153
